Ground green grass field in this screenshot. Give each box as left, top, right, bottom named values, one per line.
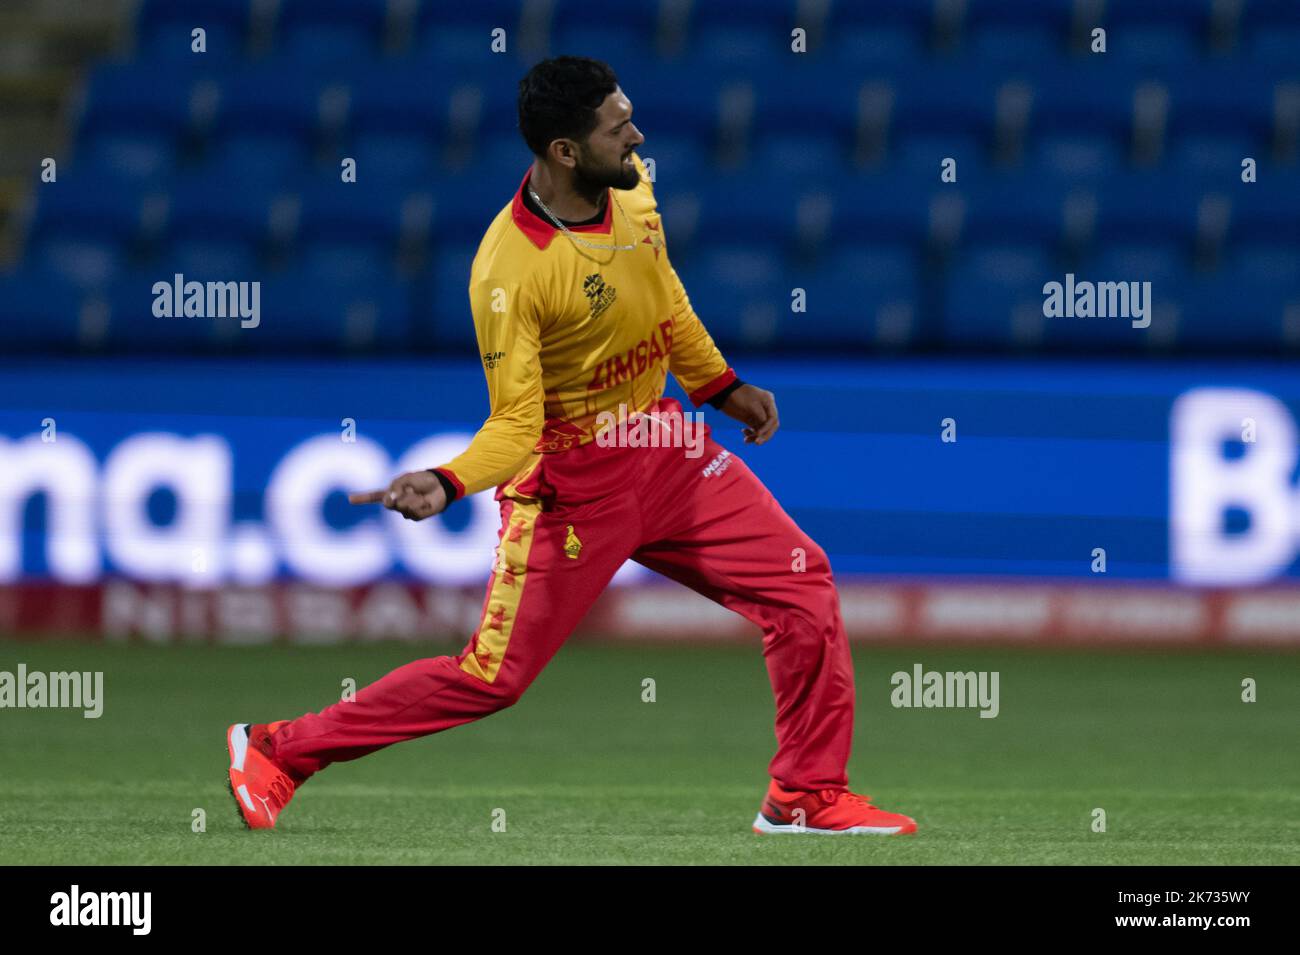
left=0, top=639, right=1296, bottom=865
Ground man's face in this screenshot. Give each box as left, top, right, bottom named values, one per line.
left=573, top=86, right=645, bottom=192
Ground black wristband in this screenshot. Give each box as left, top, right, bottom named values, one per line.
left=427, top=469, right=459, bottom=505
left=706, top=378, right=745, bottom=410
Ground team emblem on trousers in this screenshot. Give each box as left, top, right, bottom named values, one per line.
left=564, top=525, right=582, bottom=560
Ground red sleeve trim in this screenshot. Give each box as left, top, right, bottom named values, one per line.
left=433, top=467, right=466, bottom=501
left=688, top=367, right=738, bottom=407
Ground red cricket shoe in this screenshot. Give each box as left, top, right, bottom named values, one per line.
left=226, top=721, right=297, bottom=830
left=753, top=780, right=917, bottom=835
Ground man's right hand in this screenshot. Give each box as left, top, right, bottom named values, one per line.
left=349, top=470, right=448, bottom=521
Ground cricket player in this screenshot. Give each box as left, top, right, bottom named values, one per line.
left=227, top=57, right=916, bottom=836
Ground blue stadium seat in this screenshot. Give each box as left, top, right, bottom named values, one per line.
left=432, top=166, right=520, bottom=244
left=413, top=0, right=524, bottom=60
left=298, top=240, right=391, bottom=285
left=134, top=1, right=252, bottom=35
left=105, top=270, right=239, bottom=350
left=1030, top=67, right=1137, bottom=146
left=294, top=179, right=428, bottom=252
left=27, top=178, right=148, bottom=247
left=828, top=174, right=934, bottom=247
left=276, top=0, right=388, bottom=63
left=408, top=2, right=525, bottom=69
left=465, top=135, right=538, bottom=186
left=205, top=132, right=311, bottom=185
left=831, top=2, right=929, bottom=66
left=1243, top=0, right=1300, bottom=56
left=1249, top=26, right=1300, bottom=60
left=413, top=27, right=508, bottom=66
left=1227, top=243, right=1300, bottom=289
left=77, top=63, right=202, bottom=141
left=1230, top=189, right=1300, bottom=244
left=1090, top=243, right=1188, bottom=288
left=1040, top=248, right=1184, bottom=350
left=688, top=25, right=785, bottom=67
left=1090, top=176, right=1200, bottom=245
left=1242, top=0, right=1300, bottom=25
left=779, top=245, right=919, bottom=348
left=889, top=66, right=999, bottom=147
left=1179, top=271, right=1294, bottom=348
left=894, top=134, right=987, bottom=179
left=347, top=63, right=461, bottom=145
left=623, top=70, right=722, bottom=143
left=829, top=0, right=933, bottom=34
left=168, top=239, right=258, bottom=278
left=685, top=0, right=795, bottom=65
left=686, top=0, right=794, bottom=32
left=252, top=271, right=414, bottom=350
left=1105, top=0, right=1212, bottom=63
left=137, top=21, right=243, bottom=60
left=674, top=244, right=785, bottom=350
left=1039, top=300, right=1166, bottom=350
left=134, top=0, right=250, bottom=60
left=110, top=267, right=414, bottom=352
left=751, top=133, right=844, bottom=183
left=943, top=246, right=1054, bottom=348
left=0, top=269, right=90, bottom=349
left=462, top=75, right=522, bottom=143
left=638, top=136, right=709, bottom=189
left=27, top=237, right=123, bottom=289
left=1166, top=134, right=1256, bottom=179
left=352, top=132, right=437, bottom=186
left=963, top=0, right=1075, bottom=61
left=554, top=31, right=658, bottom=71
left=75, top=131, right=177, bottom=182
left=1109, top=28, right=1200, bottom=65
left=163, top=177, right=284, bottom=255
left=751, top=64, right=864, bottom=147
left=1167, top=70, right=1277, bottom=143
left=966, top=26, right=1063, bottom=62
left=212, top=66, right=328, bottom=141
left=421, top=245, right=478, bottom=350
left=832, top=26, right=924, bottom=64
left=552, top=6, right=661, bottom=62
left=1028, top=134, right=1125, bottom=181
left=967, top=0, right=1076, bottom=61
left=691, top=177, right=799, bottom=249
left=961, top=182, right=1068, bottom=248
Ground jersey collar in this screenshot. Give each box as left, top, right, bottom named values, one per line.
left=511, top=166, right=614, bottom=251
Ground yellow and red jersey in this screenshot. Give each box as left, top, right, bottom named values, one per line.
left=433, top=151, right=736, bottom=500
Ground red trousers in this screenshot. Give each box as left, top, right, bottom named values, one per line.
left=269, top=398, right=856, bottom=792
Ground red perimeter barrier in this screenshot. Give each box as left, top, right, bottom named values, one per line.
left=1, top=580, right=1297, bottom=648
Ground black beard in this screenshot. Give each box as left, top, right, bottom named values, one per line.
left=572, top=150, right=641, bottom=199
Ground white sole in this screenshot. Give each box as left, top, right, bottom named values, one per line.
left=228, top=723, right=249, bottom=772
left=752, top=812, right=906, bottom=835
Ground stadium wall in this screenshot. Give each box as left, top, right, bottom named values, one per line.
left=2, top=356, right=1298, bottom=646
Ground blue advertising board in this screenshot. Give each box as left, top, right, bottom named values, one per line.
left=1, top=357, right=1296, bottom=586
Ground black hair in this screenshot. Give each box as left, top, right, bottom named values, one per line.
left=517, top=56, right=620, bottom=157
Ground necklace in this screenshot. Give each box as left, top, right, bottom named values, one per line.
left=528, top=185, right=642, bottom=252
